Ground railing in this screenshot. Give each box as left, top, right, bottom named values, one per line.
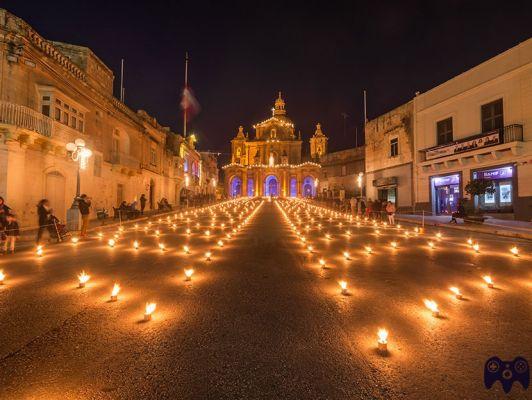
left=108, top=151, right=141, bottom=170
left=0, top=101, right=52, bottom=137
left=422, top=124, right=523, bottom=161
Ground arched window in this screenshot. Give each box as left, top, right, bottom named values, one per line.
left=230, top=176, right=242, bottom=198
left=302, top=176, right=316, bottom=197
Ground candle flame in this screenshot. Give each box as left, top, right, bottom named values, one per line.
left=133, top=240, right=139, bottom=249
left=184, top=268, right=194, bottom=278
left=473, top=243, right=480, bottom=252
left=449, top=286, right=461, bottom=296
left=510, top=246, right=519, bottom=256
left=108, top=239, right=115, bottom=247
left=428, top=241, right=435, bottom=248
left=424, top=299, right=439, bottom=313
left=377, top=328, right=388, bottom=344
left=339, top=280, right=347, bottom=290
left=365, top=246, right=372, bottom=254
left=78, top=271, right=90, bottom=284
left=71, top=236, right=79, bottom=244
left=319, top=258, right=326, bottom=266
left=343, top=251, right=350, bottom=259
left=145, top=302, right=156, bottom=315
left=159, top=243, right=166, bottom=251
left=111, top=283, right=120, bottom=297
left=217, top=240, right=224, bottom=247
left=483, top=275, right=493, bottom=285
left=183, top=245, right=190, bottom=253
left=0, top=270, right=5, bottom=282
left=390, top=241, right=398, bottom=248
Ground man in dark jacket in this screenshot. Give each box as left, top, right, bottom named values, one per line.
left=140, top=194, right=147, bottom=214
left=78, top=194, right=91, bottom=237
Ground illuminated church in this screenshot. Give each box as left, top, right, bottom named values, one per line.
left=223, top=93, right=326, bottom=197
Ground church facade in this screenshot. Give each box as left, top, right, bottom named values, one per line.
left=223, top=93, right=326, bottom=197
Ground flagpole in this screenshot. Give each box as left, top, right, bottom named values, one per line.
left=184, top=52, right=189, bottom=137
left=362, top=89, right=367, bottom=148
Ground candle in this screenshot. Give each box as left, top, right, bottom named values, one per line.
left=428, top=241, right=435, bottom=249
left=473, top=243, right=480, bottom=253
left=36, top=245, right=43, bottom=257
left=377, top=328, right=388, bottom=353
left=97, top=232, right=104, bottom=239
left=483, top=275, right=494, bottom=288
left=343, top=251, right=350, bottom=260
left=365, top=246, right=372, bottom=254
left=144, top=302, right=156, bottom=321
left=339, top=280, right=348, bottom=295
left=449, top=286, right=462, bottom=299
left=217, top=240, right=224, bottom=248
left=108, top=239, right=116, bottom=248
left=205, top=230, right=211, bottom=236
left=184, top=268, right=194, bottom=281
left=78, top=271, right=90, bottom=288
left=436, top=232, right=442, bottom=240
left=319, top=258, right=326, bottom=268
left=390, top=241, right=398, bottom=249
left=510, top=246, right=519, bottom=257
left=186, top=228, right=191, bottom=235
left=467, top=238, right=473, bottom=246
left=183, top=245, right=190, bottom=254
left=0, top=270, right=5, bottom=285
left=205, top=251, right=212, bottom=261
left=71, top=236, right=79, bottom=244
left=159, top=243, right=166, bottom=251
left=133, top=240, right=139, bottom=250
left=155, top=230, right=160, bottom=237
left=424, top=299, right=439, bottom=317
left=110, top=283, right=120, bottom=301
left=307, top=245, right=314, bottom=253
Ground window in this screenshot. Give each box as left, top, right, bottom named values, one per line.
left=150, top=144, right=157, bottom=165
left=437, top=117, right=453, bottom=145
left=54, top=107, right=61, bottom=121
left=341, top=165, right=347, bottom=176
left=52, top=98, right=85, bottom=132
left=93, top=154, right=102, bottom=177
left=481, top=99, right=503, bottom=133
left=390, top=138, right=399, bottom=157
left=41, top=104, right=50, bottom=117
left=62, top=112, right=69, bottom=124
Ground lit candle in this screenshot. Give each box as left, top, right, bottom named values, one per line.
left=377, top=328, right=388, bottom=353
left=390, top=241, right=398, bottom=249
left=71, top=236, right=79, bottom=244
left=449, top=286, right=462, bottom=299
left=155, top=230, right=160, bottom=237
left=205, top=230, right=211, bottom=236
left=97, top=232, right=104, bottom=239
left=428, top=241, right=435, bottom=249
left=186, top=228, right=191, bottom=235
left=133, top=240, right=139, bottom=250
left=365, top=246, right=372, bottom=254
left=483, top=275, right=494, bottom=288
left=424, top=299, right=439, bottom=317
left=159, top=243, right=166, bottom=251
left=0, top=270, right=5, bottom=285
left=78, top=271, right=90, bottom=288
left=36, top=245, right=44, bottom=257
left=144, top=302, right=156, bottom=321
left=110, top=283, right=120, bottom=301
left=473, top=243, right=480, bottom=253
left=375, top=229, right=381, bottom=235
left=108, top=239, right=116, bottom=248
left=183, top=245, right=190, bottom=254
left=343, top=251, right=350, bottom=260
left=510, top=246, right=519, bottom=257
left=467, top=238, right=473, bottom=247
left=184, top=268, right=194, bottom=281
left=217, top=240, right=224, bottom=248
left=205, top=251, right=212, bottom=261
left=325, top=233, right=332, bottom=240
left=319, top=258, right=326, bottom=268
left=436, top=232, right=442, bottom=240
left=339, top=280, right=348, bottom=295
left=307, top=245, right=314, bottom=253
left=345, top=229, right=352, bottom=236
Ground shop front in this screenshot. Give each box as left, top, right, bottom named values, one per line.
left=472, top=165, right=514, bottom=213
left=430, top=173, right=461, bottom=215
left=373, top=177, right=398, bottom=204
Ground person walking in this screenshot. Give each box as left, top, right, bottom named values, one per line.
left=140, top=194, right=147, bottom=215
left=350, top=197, right=357, bottom=216
left=0, top=196, right=11, bottom=227
left=78, top=194, right=91, bottom=237
left=366, top=198, right=373, bottom=219
left=386, top=201, right=396, bottom=225
left=4, top=213, right=19, bottom=254
left=36, top=199, right=52, bottom=244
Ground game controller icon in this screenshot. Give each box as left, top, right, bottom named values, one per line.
left=484, top=356, right=529, bottom=393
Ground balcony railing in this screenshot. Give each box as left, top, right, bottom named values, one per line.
left=0, top=101, right=52, bottom=137
left=422, top=124, right=523, bottom=161
left=108, top=151, right=141, bottom=171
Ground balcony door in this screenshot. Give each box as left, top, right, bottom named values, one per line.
left=481, top=99, right=503, bottom=133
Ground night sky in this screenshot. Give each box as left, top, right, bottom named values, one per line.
left=4, top=1, right=531, bottom=155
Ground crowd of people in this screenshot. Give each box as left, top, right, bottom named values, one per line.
left=317, top=196, right=398, bottom=225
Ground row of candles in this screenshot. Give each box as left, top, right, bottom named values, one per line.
left=1, top=198, right=265, bottom=323
left=276, top=198, right=525, bottom=354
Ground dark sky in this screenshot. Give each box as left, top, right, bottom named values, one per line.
left=4, top=1, right=531, bottom=154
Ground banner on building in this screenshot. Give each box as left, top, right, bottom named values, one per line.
left=425, top=131, right=500, bottom=160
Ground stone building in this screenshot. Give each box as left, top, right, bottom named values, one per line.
left=223, top=93, right=322, bottom=197
left=200, top=151, right=219, bottom=197
left=318, top=147, right=365, bottom=200
left=365, top=101, right=414, bottom=210
left=414, top=38, right=532, bottom=220
left=0, top=9, right=209, bottom=227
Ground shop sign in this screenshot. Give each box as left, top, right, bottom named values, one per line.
left=425, top=130, right=500, bottom=160
left=473, top=166, right=513, bottom=180
left=432, top=174, right=460, bottom=187
left=372, top=176, right=398, bottom=187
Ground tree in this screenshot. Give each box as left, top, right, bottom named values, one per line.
left=465, top=179, right=496, bottom=213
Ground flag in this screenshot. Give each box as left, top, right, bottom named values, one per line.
left=181, top=87, right=200, bottom=118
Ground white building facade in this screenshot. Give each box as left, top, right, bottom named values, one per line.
left=413, top=38, right=532, bottom=220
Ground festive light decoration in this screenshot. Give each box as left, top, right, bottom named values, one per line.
left=307, top=245, right=314, bottom=253
left=183, top=245, right=190, bottom=254
left=343, top=251, right=351, bottom=260
left=155, top=230, right=160, bottom=237
left=483, top=275, right=494, bottom=288
left=36, top=245, right=43, bottom=257
left=424, top=299, right=439, bottom=317
left=133, top=240, right=139, bottom=250
left=339, top=280, right=348, bottom=295
left=108, top=239, right=116, bottom=248
left=473, top=243, right=480, bottom=253
left=450, top=286, right=462, bottom=299
left=467, top=238, right=473, bottom=246
left=0, top=270, right=5, bottom=285
left=78, top=271, right=90, bottom=288
left=365, top=246, right=372, bottom=254
left=144, top=302, right=156, bottom=321
left=205, top=251, right=212, bottom=261
left=319, top=258, right=326, bottom=268
left=390, top=241, right=398, bottom=249
left=110, top=283, right=120, bottom=301
left=184, top=268, right=194, bottom=281
left=510, top=246, right=519, bottom=257
left=428, top=241, right=435, bottom=249
left=217, top=240, right=224, bottom=248
left=71, top=236, right=79, bottom=244
left=377, top=328, right=388, bottom=353
left=159, top=243, right=166, bottom=252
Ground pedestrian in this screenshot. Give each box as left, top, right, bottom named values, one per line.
left=36, top=199, right=52, bottom=244
left=3, top=213, right=19, bottom=254
left=350, top=197, right=357, bottom=216
left=450, top=199, right=466, bottom=224
left=386, top=201, right=396, bottom=225
left=140, top=194, right=147, bottom=214
left=0, top=196, right=11, bottom=227
left=78, top=194, right=91, bottom=237
left=366, top=198, right=373, bottom=218
left=359, top=199, right=366, bottom=216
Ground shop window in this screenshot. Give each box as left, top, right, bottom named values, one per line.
left=390, top=138, right=399, bottom=157
left=481, top=99, right=503, bottom=133
left=472, top=166, right=513, bottom=212
left=437, top=117, right=453, bottom=145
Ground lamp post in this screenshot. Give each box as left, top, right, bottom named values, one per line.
left=185, top=174, right=190, bottom=208
left=357, top=172, right=364, bottom=199
left=65, top=139, right=92, bottom=231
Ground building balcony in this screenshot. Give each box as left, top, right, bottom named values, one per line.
left=0, top=100, right=52, bottom=137
left=107, top=151, right=141, bottom=174
left=421, top=124, right=523, bottom=161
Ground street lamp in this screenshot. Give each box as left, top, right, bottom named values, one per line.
left=357, top=172, right=364, bottom=198
left=66, top=138, right=92, bottom=231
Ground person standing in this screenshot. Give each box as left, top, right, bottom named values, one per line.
left=4, top=214, right=19, bottom=254
left=78, top=194, right=91, bottom=237
left=140, top=194, right=147, bottom=215
left=349, top=197, right=357, bottom=216
left=36, top=199, right=52, bottom=244
left=0, top=196, right=11, bottom=227
left=386, top=201, right=396, bottom=225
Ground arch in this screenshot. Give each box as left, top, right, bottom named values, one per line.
left=229, top=176, right=242, bottom=198
left=247, top=178, right=255, bottom=197
left=289, top=177, right=297, bottom=197
left=45, top=171, right=66, bottom=220
left=302, top=176, right=316, bottom=198
left=264, top=175, right=279, bottom=197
